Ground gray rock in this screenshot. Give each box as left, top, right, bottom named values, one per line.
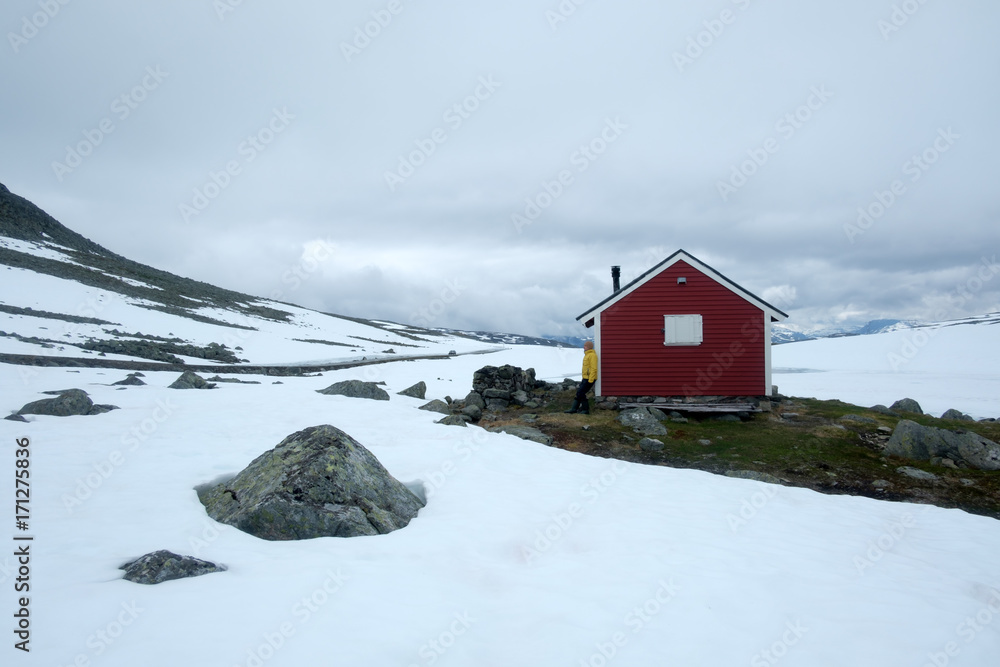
left=870, top=404, right=898, bottom=416
left=639, top=438, right=665, bottom=452
left=520, top=414, right=539, bottom=423
left=877, top=426, right=893, bottom=434
left=316, top=380, right=390, bottom=401
left=724, top=470, right=784, bottom=485
left=418, top=399, right=452, bottom=415
left=698, top=439, right=713, bottom=446
left=941, top=409, right=974, bottom=422
left=896, top=466, right=939, bottom=481
left=436, top=414, right=468, bottom=427
left=871, top=479, right=891, bottom=489
left=121, top=550, right=226, bottom=585
left=886, top=419, right=1000, bottom=471
left=670, top=417, right=689, bottom=424
left=16, top=389, right=117, bottom=417
left=199, top=425, right=424, bottom=540
left=5, top=413, right=29, bottom=422
left=112, top=373, right=146, bottom=386
left=524, top=400, right=541, bottom=409
left=890, top=398, right=923, bottom=415
left=839, top=414, right=879, bottom=425
left=488, top=425, right=553, bottom=446
left=485, top=398, right=510, bottom=412
left=647, top=407, right=668, bottom=422
left=712, top=414, right=742, bottom=423
left=461, top=404, right=483, bottom=421
left=617, top=408, right=668, bottom=436
left=512, top=390, right=530, bottom=405
left=464, top=391, right=486, bottom=410
left=397, top=381, right=427, bottom=400
left=483, top=388, right=512, bottom=400
left=169, top=371, right=217, bottom=390
left=207, top=376, right=261, bottom=385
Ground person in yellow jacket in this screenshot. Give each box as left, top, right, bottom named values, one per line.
left=565, top=341, right=598, bottom=415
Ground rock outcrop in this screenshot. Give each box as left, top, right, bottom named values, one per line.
left=15, top=389, right=118, bottom=417
left=316, top=380, right=389, bottom=401
left=886, top=420, right=1000, bottom=471
left=121, top=550, right=226, bottom=585
left=397, top=381, right=427, bottom=399
left=112, top=373, right=146, bottom=386
left=890, top=398, right=923, bottom=414
left=169, top=371, right=216, bottom=390
left=417, top=399, right=451, bottom=415
left=198, top=425, right=424, bottom=540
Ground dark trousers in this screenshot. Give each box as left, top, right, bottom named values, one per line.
left=575, top=380, right=595, bottom=410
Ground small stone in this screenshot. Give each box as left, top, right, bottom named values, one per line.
left=871, top=480, right=890, bottom=489
left=121, top=550, right=226, bottom=585
left=639, top=438, right=665, bottom=452
left=396, top=381, right=427, bottom=400
left=647, top=408, right=668, bottom=422
left=169, top=371, right=216, bottom=390
left=896, top=466, right=939, bottom=481
left=436, top=414, right=468, bottom=427
left=461, top=404, right=483, bottom=421
left=418, top=399, right=452, bottom=415
left=698, top=439, right=713, bottom=446
left=724, top=470, right=784, bottom=485
left=488, top=425, right=553, bottom=446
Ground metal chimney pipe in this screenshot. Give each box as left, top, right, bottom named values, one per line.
left=611, top=266, right=621, bottom=293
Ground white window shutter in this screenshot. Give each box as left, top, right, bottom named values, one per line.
left=664, top=315, right=703, bottom=346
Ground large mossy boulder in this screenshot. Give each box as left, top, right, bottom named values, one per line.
left=317, top=380, right=389, bottom=401
left=886, top=420, right=1000, bottom=471
left=198, top=425, right=424, bottom=540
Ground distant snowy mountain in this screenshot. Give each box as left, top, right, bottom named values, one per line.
left=772, top=318, right=924, bottom=344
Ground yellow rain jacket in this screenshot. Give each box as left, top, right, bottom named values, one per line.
left=582, top=348, right=598, bottom=383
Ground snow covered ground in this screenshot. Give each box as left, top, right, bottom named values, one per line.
left=3, top=331, right=1000, bottom=666
left=773, top=317, right=1000, bottom=420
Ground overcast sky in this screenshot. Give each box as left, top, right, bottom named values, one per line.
left=2, top=0, right=998, bottom=337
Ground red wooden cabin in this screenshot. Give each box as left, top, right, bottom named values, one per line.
left=576, top=250, right=788, bottom=397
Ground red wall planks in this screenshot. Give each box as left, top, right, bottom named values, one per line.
left=600, top=261, right=767, bottom=396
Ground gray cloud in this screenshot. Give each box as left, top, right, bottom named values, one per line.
left=2, top=0, right=998, bottom=336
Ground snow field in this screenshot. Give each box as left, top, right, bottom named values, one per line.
left=2, top=343, right=999, bottom=666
